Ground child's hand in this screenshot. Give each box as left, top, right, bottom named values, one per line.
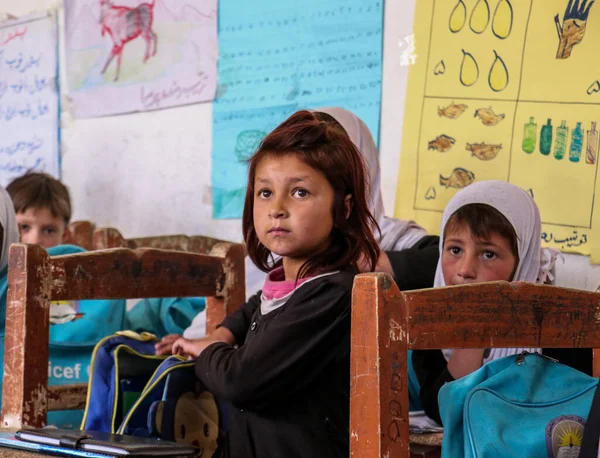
left=172, top=337, right=204, bottom=359
left=172, top=337, right=223, bottom=360
left=155, top=334, right=181, bottom=355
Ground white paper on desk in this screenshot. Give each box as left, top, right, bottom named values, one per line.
left=409, top=411, right=444, bottom=434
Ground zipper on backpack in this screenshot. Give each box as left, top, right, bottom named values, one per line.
left=515, top=350, right=558, bottom=365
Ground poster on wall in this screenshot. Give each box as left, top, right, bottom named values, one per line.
left=211, top=0, right=384, bottom=219
left=64, top=0, right=217, bottom=118
left=395, top=0, right=600, bottom=260
left=0, top=12, right=60, bottom=186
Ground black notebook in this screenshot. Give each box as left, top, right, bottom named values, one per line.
left=14, top=428, right=198, bottom=457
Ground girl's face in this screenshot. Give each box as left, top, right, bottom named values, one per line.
left=253, top=154, right=337, bottom=280
left=442, top=222, right=518, bottom=286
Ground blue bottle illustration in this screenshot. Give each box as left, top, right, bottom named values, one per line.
left=569, top=122, right=583, bottom=162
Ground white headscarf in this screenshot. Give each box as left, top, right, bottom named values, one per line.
left=0, top=185, right=20, bottom=272
left=435, top=180, right=560, bottom=362
left=317, top=107, right=427, bottom=251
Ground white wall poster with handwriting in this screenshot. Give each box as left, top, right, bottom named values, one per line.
left=64, top=0, right=217, bottom=118
left=0, top=13, right=60, bottom=186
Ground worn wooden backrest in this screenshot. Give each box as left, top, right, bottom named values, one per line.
left=62, top=221, right=95, bottom=250
left=1, top=242, right=245, bottom=429
left=92, top=227, right=227, bottom=254
left=350, top=273, right=600, bottom=458
left=64, top=221, right=228, bottom=255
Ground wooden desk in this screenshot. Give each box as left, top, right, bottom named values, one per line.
left=0, top=449, right=48, bottom=457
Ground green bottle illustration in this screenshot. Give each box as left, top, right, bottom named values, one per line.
left=540, top=119, right=553, bottom=155
left=522, top=116, right=537, bottom=153
left=569, top=122, right=583, bottom=162
left=587, top=122, right=598, bottom=165
left=554, top=121, right=568, bottom=160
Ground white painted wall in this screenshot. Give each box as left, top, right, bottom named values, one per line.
left=2, top=0, right=600, bottom=289
left=2, top=0, right=414, bottom=244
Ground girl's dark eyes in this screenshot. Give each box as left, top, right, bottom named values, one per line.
left=293, top=188, right=309, bottom=198
left=257, top=189, right=272, bottom=198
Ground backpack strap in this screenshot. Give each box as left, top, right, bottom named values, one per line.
left=580, top=381, right=600, bottom=457
left=59, top=432, right=92, bottom=449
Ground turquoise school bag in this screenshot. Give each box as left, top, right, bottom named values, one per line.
left=440, top=352, right=598, bottom=458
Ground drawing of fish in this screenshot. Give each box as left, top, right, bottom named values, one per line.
left=428, top=134, right=456, bottom=152
left=466, top=142, right=502, bottom=160
left=474, top=107, right=505, bottom=126
left=439, top=168, right=475, bottom=188
left=438, top=102, right=469, bottom=119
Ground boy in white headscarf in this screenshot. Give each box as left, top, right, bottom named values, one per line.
left=156, top=107, right=439, bottom=354
left=413, top=180, right=589, bottom=425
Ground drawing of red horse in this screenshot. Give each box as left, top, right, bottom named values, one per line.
left=99, top=0, right=158, bottom=81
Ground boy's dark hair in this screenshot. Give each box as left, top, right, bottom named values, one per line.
left=243, top=109, right=381, bottom=279
left=6, top=172, right=72, bottom=224
left=444, top=203, right=519, bottom=259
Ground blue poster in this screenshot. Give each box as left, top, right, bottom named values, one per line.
left=212, top=0, right=384, bottom=218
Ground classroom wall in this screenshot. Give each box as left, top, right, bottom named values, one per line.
left=0, top=0, right=410, bottom=243
left=3, top=0, right=600, bottom=289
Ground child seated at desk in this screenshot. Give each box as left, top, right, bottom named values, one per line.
left=412, top=180, right=591, bottom=425
left=172, top=109, right=381, bottom=457
left=0, top=175, right=202, bottom=426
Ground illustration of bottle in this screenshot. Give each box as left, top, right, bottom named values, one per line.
left=554, top=121, right=568, bottom=160
left=540, top=119, right=553, bottom=156
left=522, top=117, right=536, bottom=154
left=587, top=122, right=598, bottom=165
left=569, top=122, right=583, bottom=162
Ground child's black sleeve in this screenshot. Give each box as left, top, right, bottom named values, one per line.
left=195, top=274, right=352, bottom=410
left=385, top=235, right=439, bottom=291
left=412, top=349, right=454, bottom=425
left=219, top=293, right=261, bottom=345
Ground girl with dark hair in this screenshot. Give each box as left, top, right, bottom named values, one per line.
left=172, top=110, right=380, bottom=457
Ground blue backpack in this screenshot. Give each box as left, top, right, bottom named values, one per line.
left=82, top=332, right=228, bottom=457
left=439, top=352, right=598, bottom=458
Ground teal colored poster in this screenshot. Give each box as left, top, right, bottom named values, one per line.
left=212, top=0, right=384, bottom=218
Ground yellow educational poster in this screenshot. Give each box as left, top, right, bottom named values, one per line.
left=395, top=0, right=600, bottom=260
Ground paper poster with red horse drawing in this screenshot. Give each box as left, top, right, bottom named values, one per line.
left=64, top=0, right=217, bottom=118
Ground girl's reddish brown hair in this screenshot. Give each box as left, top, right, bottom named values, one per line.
left=242, top=109, right=380, bottom=278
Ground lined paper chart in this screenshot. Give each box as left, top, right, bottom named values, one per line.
left=0, top=13, right=59, bottom=185
left=212, top=0, right=384, bottom=218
